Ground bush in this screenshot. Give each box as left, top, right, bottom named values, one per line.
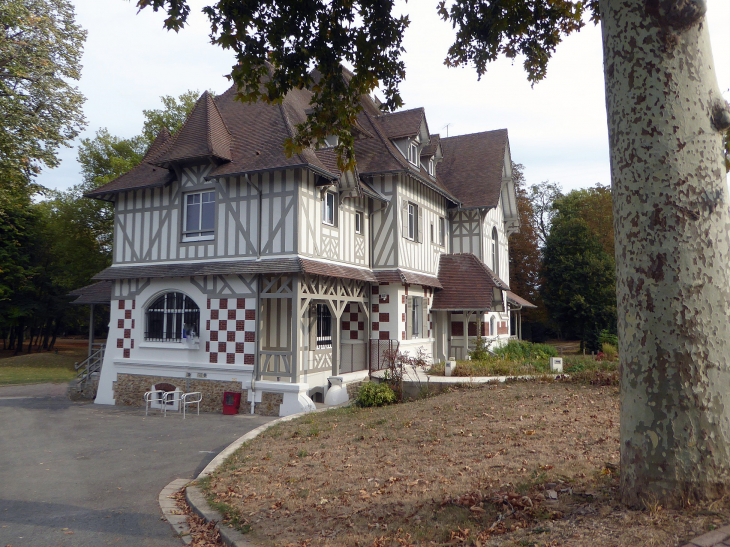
left=492, top=340, right=557, bottom=361
left=598, top=330, right=618, bottom=348
left=601, top=343, right=618, bottom=361
left=468, top=331, right=492, bottom=361
left=356, top=382, right=396, bottom=407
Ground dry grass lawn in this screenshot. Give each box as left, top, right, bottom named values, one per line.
left=0, top=347, right=85, bottom=385
left=201, top=381, right=730, bottom=547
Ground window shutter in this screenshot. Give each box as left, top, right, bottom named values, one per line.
left=309, top=303, right=318, bottom=349
left=417, top=206, right=423, bottom=243
left=405, top=296, right=413, bottom=340
left=402, top=201, right=408, bottom=238
left=334, top=194, right=339, bottom=227
left=422, top=297, right=428, bottom=339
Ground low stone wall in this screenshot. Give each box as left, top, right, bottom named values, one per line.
left=113, top=373, right=248, bottom=414
left=67, top=374, right=100, bottom=401
left=345, top=379, right=368, bottom=400
left=254, top=391, right=283, bottom=416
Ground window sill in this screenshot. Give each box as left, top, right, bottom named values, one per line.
left=182, top=235, right=214, bottom=243
left=139, top=341, right=201, bottom=350
left=322, top=221, right=336, bottom=227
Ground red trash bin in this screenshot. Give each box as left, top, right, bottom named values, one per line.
left=222, top=391, right=241, bottom=415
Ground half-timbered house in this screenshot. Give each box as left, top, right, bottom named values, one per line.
left=80, top=81, right=532, bottom=417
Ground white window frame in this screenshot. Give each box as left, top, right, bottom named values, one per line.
left=355, top=211, right=362, bottom=234
left=323, top=192, right=335, bottom=226
left=427, top=157, right=435, bottom=176
left=407, top=203, right=416, bottom=240
left=183, top=190, right=216, bottom=242
left=408, top=142, right=419, bottom=165
left=439, top=216, right=446, bottom=246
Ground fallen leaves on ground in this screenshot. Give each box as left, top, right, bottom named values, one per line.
left=199, top=381, right=730, bottom=546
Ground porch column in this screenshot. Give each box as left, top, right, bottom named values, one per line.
left=462, top=311, right=468, bottom=358
left=291, top=278, right=300, bottom=383
left=332, top=304, right=342, bottom=376
left=88, top=304, right=95, bottom=358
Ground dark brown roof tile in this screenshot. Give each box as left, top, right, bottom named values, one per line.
left=431, top=253, right=507, bottom=311
left=439, top=130, right=508, bottom=209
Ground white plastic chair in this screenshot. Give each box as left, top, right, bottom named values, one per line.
left=143, top=390, right=164, bottom=416
left=181, top=392, right=202, bottom=419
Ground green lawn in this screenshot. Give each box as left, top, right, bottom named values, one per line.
left=0, top=349, right=86, bottom=386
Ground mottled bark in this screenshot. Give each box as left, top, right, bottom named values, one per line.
left=599, top=0, right=730, bottom=506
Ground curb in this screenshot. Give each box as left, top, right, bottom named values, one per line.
left=161, top=405, right=341, bottom=546
left=681, top=524, right=730, bottom=547
left=186, top=485, right=256, bottom=547
left=159, top=477, right=193, bottom=544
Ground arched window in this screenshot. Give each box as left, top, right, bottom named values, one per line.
left=492, top=227, right=499, bottom=275
left=145, top=292, right=200, bottom=342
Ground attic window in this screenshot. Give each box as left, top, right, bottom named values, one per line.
left=427, top=157, right=435, bottom=176
left=408, top=142, right=419, bottom=165
left=322, top=135, right=339, bottom=148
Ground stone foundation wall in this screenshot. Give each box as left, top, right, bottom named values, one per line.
left=346, top=379, right=368, bottom=400
left=113, top=374, right=249, bottom=414
left=254, top=391, right=283, bottom=416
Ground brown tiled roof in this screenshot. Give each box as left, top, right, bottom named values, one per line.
left=375, top=108, right=425, bottom=139
left=374, top=269, right=442, bottom=288
left=438, top=130, right=508, bottom=209
left=506, top=291, right=537, bottom=308
left=355, top=110, right=459, bottom=204
left=84, top=131, right=175, bottom=198
left=93, top=257, right=377, bottom=283
left=299, top=258, right=377, bottom=283
left=431, top=254, right=507, bottom=311
left=68, top=281, right=113, bottom=304
left=421, top=134, right=441, bottom=157
left=93, top=258, right=302, bottom=280
left=153, top=91, right=232, bottom=166
left=86, top=85, right=336, bottom=199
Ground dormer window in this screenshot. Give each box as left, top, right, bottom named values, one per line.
left=427, top=157, right=435, bottom=176
left=322, top=135, right=339, bottom=148
left=408, top=142, right=419, bottom=165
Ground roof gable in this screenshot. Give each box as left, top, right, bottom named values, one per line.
left=438, top=130, right=509, bottom=209
left=152, top=91, right=232, bottom=167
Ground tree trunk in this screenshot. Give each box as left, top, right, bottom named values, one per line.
left=599, top=0, right=730, bottom=506
left=15, top=323, right=23, bottom=356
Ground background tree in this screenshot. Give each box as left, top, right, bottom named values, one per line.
left=138, top=0, right=730, bottom=506
left=508, top=163, right=548, bottom=335
left=0, top=91, right=199, bottom=352
left=0, top=0, right=86, bottom=186
left=527, top=180, right=563, bottom=246
left=542, top=190, right=616, bottom=348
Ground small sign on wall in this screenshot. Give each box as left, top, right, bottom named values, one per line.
left=550, top=357, right=563, bottom=373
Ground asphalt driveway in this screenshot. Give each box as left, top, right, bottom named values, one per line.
left=0, top=383, right=273, bottom=546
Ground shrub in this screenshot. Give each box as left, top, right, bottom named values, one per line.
left=601, top=343, right=618, bottom=361
left=469, top=330, right=492, bottom=361
left=356, top=382, right=396, bottom=407
left=492, top=340, right=557, bottom=361
left=598, top=330, right=619, bottom=348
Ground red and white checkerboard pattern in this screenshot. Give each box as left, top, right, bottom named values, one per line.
left=341, top=302, right=365, bottom=340
left=206, top=297, right=256, bottom=365
left=115, top=299, right=136, bottom=359
left=370, top=284, right=392, bottom=340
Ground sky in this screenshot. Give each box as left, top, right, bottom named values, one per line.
left=38, top=0, right=730, bottom=194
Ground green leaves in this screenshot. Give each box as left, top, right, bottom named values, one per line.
left=439, top=0, right=595, bottom=85
left=0, top=0, right=86, bottom=184
left=136, top=0, right=408, bottom=172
